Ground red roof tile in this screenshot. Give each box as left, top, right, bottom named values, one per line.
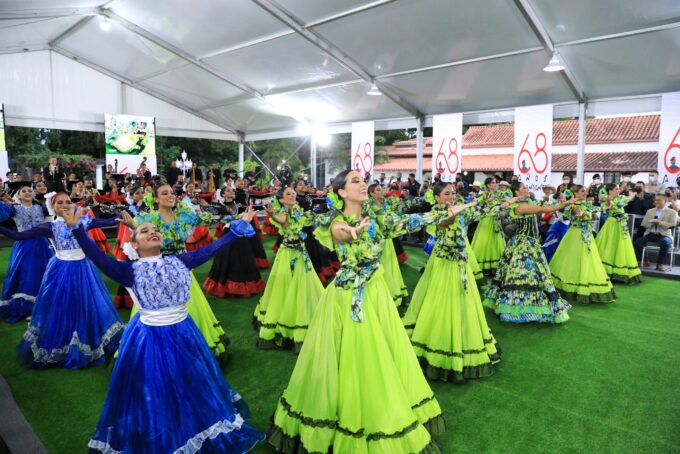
left=462, top=115, right=659, bottom=148
left=375, top=151, right=657, bottom=173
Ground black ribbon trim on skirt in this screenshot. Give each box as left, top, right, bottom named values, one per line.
left=418, top=357, right=499, bottom=383
left=259, top=322, right=309, bottom=330
left=600, top=261, right=641, bottom=270
left=609, top=273, right=641, bottom=284
left=411, top=341, right=497, bottom=358
left=277, top=396, right=442, bottom=440
left=551, top=275, right=613, bottom=288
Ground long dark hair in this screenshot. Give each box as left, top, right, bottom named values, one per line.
left=484, top=177, right=494, bottom=187
left=152, top=183, right=172, bottom=198
left=510, top=181, right=523, bottom=197
left=332, top=169, right=353, bottom=201
left=432, top=181, right=451, bottom=197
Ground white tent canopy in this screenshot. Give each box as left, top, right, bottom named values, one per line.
left=0, top=0, right=679, bottom=141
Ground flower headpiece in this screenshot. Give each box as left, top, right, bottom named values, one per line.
left=271, top=195, right=282, bottom=211
left=143, top=192, right=155, bottom=210
left=122, top=242, right=140, bottom=261
left=563, top=189, right=574, bottom=200
left=424, top=188, right=436, bottom=205
left=326, top=190, right=343, bottom=210
left=598, top=187, right=609, bottom=199
left=501, top=189, right=513, bottom=199
left=44, top=192, right=57, bottom=216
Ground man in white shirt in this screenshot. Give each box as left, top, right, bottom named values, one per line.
left=634, top=193, right=678, bottom=271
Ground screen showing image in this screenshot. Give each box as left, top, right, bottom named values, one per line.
left=105, top=114, right=156, bottom=156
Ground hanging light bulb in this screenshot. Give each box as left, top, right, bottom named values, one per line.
left=367, top=82, right=382, bottom=96
left=543, top=51, right=565, bottom=72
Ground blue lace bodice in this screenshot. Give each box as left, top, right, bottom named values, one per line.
left=131, top=256, right=192, bottom=310
left=51, top=220, right=83, bottom=251
left=13, top=205, right=46, bottom=231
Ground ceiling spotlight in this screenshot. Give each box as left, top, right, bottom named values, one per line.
left=99, top=17, right=112, bottom=31
left=543, top=51, right=564, bottom=72
left=367, top=82, right=382, bottom=96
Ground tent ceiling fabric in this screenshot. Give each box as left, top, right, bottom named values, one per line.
left=0, top=0, right=679, bottom=137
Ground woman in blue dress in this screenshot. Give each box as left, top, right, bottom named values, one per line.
left=62, top=207, right=263, bottom=453
left=0, top=185, right=53, bottom=323
left=0, top=192, right=124, bottom=369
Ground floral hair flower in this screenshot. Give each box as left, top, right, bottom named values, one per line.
left=598, top=187, right=609, bottom=199
left=563, top=189, right=574, bottom=200
left=271, top=195, right=282, bottom=212
left=326, top=190, right=343, bottom=210
left=424, top=189, right=436, bottom=205
left=143, top=192, right=155, bottom=210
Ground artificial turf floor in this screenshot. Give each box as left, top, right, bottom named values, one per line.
left=0, top=237, right=679, bottom=453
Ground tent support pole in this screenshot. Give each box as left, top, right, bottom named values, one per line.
left=416, top=117, right=424, bottom=183
left=238, top=134, right=245, bottom=178
left=310, top=136, right=317, bottom=188
left=576, top=102, right=587, bottom=184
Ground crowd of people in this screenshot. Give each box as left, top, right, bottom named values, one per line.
left=0, top=155, right=678, bottom=453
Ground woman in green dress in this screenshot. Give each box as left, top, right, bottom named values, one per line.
left=471, top=177, right=506, bottom=276
left=267, top=170, right=445, bottom=453
left=255, top=186, right=323, bottom=351
left=368, top=183, right=409, bottom=307
left=125, top=184, right=229, bottom=363
left=403, top=182, right=500, bottom=383
left=484, top=182, right=572, bottom=323
left=595, top=184, right=641, bottom=284
left=549, top=185, right=616, bottom=304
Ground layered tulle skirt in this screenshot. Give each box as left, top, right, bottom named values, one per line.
left=1, top=237, right=53, bottom=323
left=595, top=218, right=641, bottom=284
left=470, top=216, right=505, bottom=276
left=130, top=272, right=229, bottom=362
left=484, top=235, right=571, bottom=324
left=17, top=256, right=124, bottom=369
left=549, top=226, right=616, bottom=304
left=88, top=314, right=263, bottom=453
left=256, top=246, right=323, bottom=351
left=186, top=225, right=213, bottom=251
left=267, top=267, right=445, bottom=453
left=380, top=238, right=409, bottom=307
left=403, top=256, right=501, bottom=382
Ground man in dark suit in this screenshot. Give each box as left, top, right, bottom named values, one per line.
left=43, top=157, right=66, bottom=192
left=166, top=161, right=181, bottom=186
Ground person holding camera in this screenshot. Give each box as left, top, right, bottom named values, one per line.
left=633, top=193, right=678, bottom=271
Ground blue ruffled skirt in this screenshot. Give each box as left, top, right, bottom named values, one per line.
left=541, top=220, right=569, bottom=263
left=1, top=237, right=53, bottom=323
left=89, top=314, right=263, bottom=453
left=17, top=256, right=124, bottom=369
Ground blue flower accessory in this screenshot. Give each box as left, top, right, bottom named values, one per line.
left=424, top=189, right=436, bottom=205
left=501, top=189, right=513, bottom=199
left=326, top=190, right=344, bottom=210
left=563, top=189, right=574, bottom=200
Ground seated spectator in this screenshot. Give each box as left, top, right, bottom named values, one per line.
left=633, top=193, right=678, bottom=271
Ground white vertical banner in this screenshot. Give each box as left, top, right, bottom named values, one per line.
left=514, top=104, right=553, bottom=193
left=659, top=92, right=680, bottom=186
left=0, top=103, right=8, bottom=181
left=351, top=121, right=374, bottom=179
left=432, top=113, right=463, bottom=183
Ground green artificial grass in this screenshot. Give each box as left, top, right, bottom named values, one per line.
left=1, top=238, right=679, bottom=453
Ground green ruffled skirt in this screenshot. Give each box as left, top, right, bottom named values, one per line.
left=129, top=271, right=229, bottom=362
left=549, top=227, right=616, bottom=304
left=380, top=238, right=409, bottom=306
left=267, top=267, right=445, bottom=453
left=595, top=218, right=641, bottom=284
left=465, top=238, right=484, bottom=281
left=484, top=235, right=571, bottom=324
left=471, top=216, right=505, bottom=275
left=256, top=246, right=324, bottom=351
left=403, top=256, right=500, bottom=382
